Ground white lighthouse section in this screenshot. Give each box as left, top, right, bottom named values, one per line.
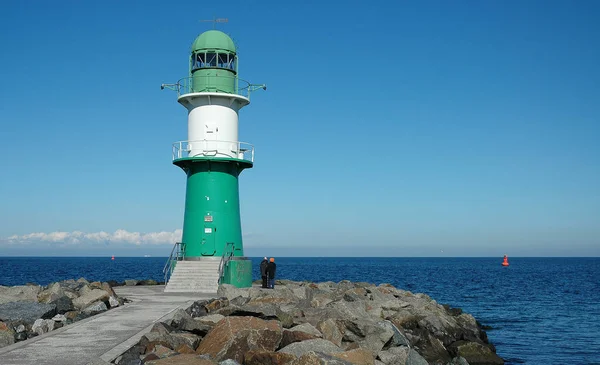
left=178, top=92, right=250, bottom=159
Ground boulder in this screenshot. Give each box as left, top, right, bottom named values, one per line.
left=49, top=295, right=74, bottom=314
left=195, top=316, right=283, bottom=363
left=52, top=314, right=67, bottom=322
left=73, top=289, right=111, bottom=309
left=289, top=351, right=354, bottom=365
left=278, top=338, right=343, bottom=358
left=448, top=341, right=504, bottom=365
left=317, top=319, right=344, bottom=347
left=281, top=328, right=321, bottom=348
left=0, top=301, right=56, bottom=323
left=109, top=296, right=120, bottom=308
left=406, top=349, right=429, bottom=365
left=377, top=347, right=409, bottom=365
left=176, top=344, right=196, bottom=354
left=124, top=280, right=139, bottom=286
left=140, top=332, right=175, bottom=352
left=37, top=283, right=65, bottom=303
left=32, top=318, right=55, bottom=335
left=82, top=301, right=108, bottom=314
left=169, top=309, right=212, bottom=335
left=101, top=282, right=117, bottom=297
left=332, top=348, right=376, bottom=365
left=244, top=350, right=297, bottom=365
left=0, top=285, right=41, bottom=304
left=288, top=322, right=322, bottom=337
left=341, top=319, right=394, bottom=354
left=0, top=321, right=15, bottom=348
left=217, top=284, right=250, bottom=300
left=170, top=332, right=202, bottom=350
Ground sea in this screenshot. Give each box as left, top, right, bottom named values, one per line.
left=1, top=257, right=598, bottom=364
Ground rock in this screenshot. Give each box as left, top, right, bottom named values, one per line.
left=89, top=281, right=102, bottom=289
left=73, top=289, right=111, bottom=309
left=219, top=360, right=241, bottom=365
left=342, top=319, right=394, bottom=354
left=109, top=296, right=120, bottom=308
left=317, top=319, right=344, bottom=347
left=153, top=344, right=178, bottom=358
left=217, top=284, right=250, bottom=300
left=289, top=351, right=354, bottom=365
left=145, top=354, right=216, bottom=364
left=77, top=278, right=89, bottom=284
left=140, top=332, right=174, bottom=352
left=0, top=321, right=15, bottom=348
left=176, top=344, right=197, bottom=354
left=288, top=322, right=322, bottom=337
left=406, top=349, right=429, bottom=365
left=141, top=279, right=159, bottom=286
left=205, top=298, right=229, bottom=313
left=379, top=320, right=410, bottom=347
left=124, top=280, right=139, bottom=286
left=82, top=301, right=108, bottom=314
left=195, top=316, right=283, bottom=363
left=281, top=328, right=321, bottom=348
left=278, top=338, right=343, bottom=358
left=196, top=314, right=224, bottom=325
left=32, top=318, right=55, bottom=335
left=52, top=314, right=67, bottom=322
left=15, top=324, right=26, bottom=333
left=186, top=300, right=210, bottom=317
left=448, top=341, right=504, bottom=365
left=327, top=301, right=369, bottom=320
left=377, top=347, right=409, bottom=365
left=49, top=295, right=74, bottom=314
left=244, top=350, right=297, bottom=365
left=0, top=301, right=57, bottom=323
left=170, top=332, right=202, bottom=349
left=332, top=348, right=376, bottom=365
left=0, top=285, right=42, bottom=304
left=343, top=288, right=368, bottom=302
left=169, top=309, right=212, bottom=335
left=448, top=357, right=470, bottom=365
left=37, top=283, right=65, bottom=303
left=101, top=282, right=117, bottom=297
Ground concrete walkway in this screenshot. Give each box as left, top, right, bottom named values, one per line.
left=0, top=286, right=215, bottom=365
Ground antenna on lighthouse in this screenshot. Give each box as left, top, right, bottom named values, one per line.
left=199, top=17, right=229, bottom=29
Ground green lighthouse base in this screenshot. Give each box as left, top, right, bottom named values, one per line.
left=221, top=258, right=253, bottom=288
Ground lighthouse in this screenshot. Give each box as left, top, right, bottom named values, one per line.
left=162, top=29, right=264, bottom=292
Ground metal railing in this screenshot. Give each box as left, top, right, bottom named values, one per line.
left=163, top=242, right=185, bottom=283
left=218, top=242, right=236, bottom=284
left=161, top=76, right=266, bottom=100
left=172, top=140, right=254, bottom=163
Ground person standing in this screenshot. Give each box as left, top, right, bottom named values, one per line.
left=267, top=257, right=277, bottom=289
left=260, top=257, right=269, bottom=288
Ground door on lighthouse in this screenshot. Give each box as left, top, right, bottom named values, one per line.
left=201, top=224, right=216, bottom=255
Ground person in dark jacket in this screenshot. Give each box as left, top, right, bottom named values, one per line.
left=259, top=257, right=269, bottom=288
left=267, top=257, right=277, bottom=289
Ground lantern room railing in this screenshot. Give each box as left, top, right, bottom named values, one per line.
left=161, top=76, right=266, bottom=100
left=172, top=140, right=254, bottom=163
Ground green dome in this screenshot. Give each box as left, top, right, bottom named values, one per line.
left=191, top=30, right=236, bottom=53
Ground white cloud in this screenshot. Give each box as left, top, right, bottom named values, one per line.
left=3, top=229, right=183, bottom=246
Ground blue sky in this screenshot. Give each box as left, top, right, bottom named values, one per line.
left=0, top=0, right=598, bottom=257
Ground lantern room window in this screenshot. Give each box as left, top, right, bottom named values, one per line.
left=192, top=52, right=236, bottom=71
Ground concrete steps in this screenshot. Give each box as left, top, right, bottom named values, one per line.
left=164, top=260, right=221, bottom=293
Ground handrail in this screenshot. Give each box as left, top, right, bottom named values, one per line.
left=161, top=76, right=266, bottom=100
left=218, top=242, right=236, bottom=284
left=172, top=140, right=254, bottom=163
left=163, top=242, right=185, bottom=283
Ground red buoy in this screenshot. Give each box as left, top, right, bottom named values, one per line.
left=111, top=255, right=115, bottom=261
left=502, top=255, right=509, bottom=266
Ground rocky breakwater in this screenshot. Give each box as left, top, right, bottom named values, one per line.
left=0, top=278, right=124, bottom=348
left=115, top=280, right=503, bottom=365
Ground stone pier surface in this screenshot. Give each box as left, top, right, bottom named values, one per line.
left=0, top=286, right=215, bottom=365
